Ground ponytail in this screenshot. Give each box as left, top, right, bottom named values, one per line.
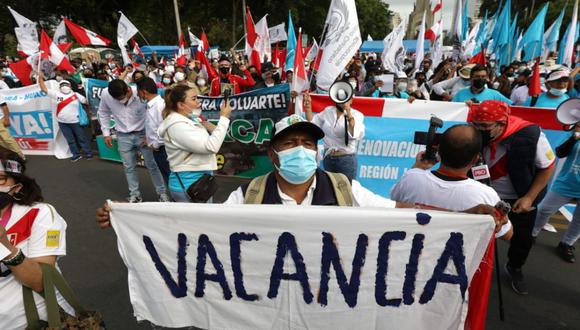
left=163, top=85, right=192, bottom=119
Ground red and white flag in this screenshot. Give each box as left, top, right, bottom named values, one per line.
left=40, top=30, right=74, bottom=73
left=131, top=39, right=145, bottom=59
left=201, top=32, right=210, bottom=52
left=188, top=27, right=203, bottom=52
left=433, top=0, right=442, bottom=14
left=53, top=20, right=73, bottom=54
left=425, top=19, right=442, bottom=43
left=9, top=53, right=40, bottom=86
left=255, top=15, right=272, bottom=63
left=176, top=32, right=187, bottom=66
left=196, top=51, right=217, bottom=81
left=245, top=7, right=262, bottom=73
left=64, top=18, right=110, bottom=46
left=292, top=30, right=309, bottom=94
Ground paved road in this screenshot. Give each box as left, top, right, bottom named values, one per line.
left=26, top=155, right=580, bottom=330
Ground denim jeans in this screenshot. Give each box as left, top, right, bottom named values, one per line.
left=153, top=146, right=171, bottom=183
left=116, top=130, right=166, bottom=198
left=323, top=153, right=357, bottom=181
left=533, top=190, right=580, bottom=246
left=59, top=122, right=92, bottom=158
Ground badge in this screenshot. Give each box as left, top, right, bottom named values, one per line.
left=546, top=149, right=555, bottom=161
left=46, top=230, right=60, bottom=248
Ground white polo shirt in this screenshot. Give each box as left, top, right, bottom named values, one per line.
left=97, top=85, right=147, bottom=136
left=145, top=95, right=165, bottom=149
left=312, top=106, right=365, bottom=155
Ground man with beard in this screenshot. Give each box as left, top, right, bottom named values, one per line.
left=209, top=56, right=255, bottom=96
left=468, top=100, right=555, bottom=295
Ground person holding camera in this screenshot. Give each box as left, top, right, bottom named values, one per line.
left=303, top=90, right=364, bottom=181
left=532, top=124, right=580, bottom=263
left=157, top=85, right=232, bottom=202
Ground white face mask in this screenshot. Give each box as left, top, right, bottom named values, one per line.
left=174, top=72, right=186, bottom=82
left=0, top=184, right=18, bottom=193
left=349, top=80, right=357, bottom=89
left=60, top=86, right=72, bottom=94
left=197, top=78, right=206, bottom=87
left=397, top=82, right=407, bottom=91
left=508, top=77, right=515, bottom=83
left=55, top=76, right=63, bottom=82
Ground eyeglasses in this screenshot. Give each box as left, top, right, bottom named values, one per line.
left=0, top=175, right=9, bottom=185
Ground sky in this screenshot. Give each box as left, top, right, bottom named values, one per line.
left=384, top=0, right=480, bottom=33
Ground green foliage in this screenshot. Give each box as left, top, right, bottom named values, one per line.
left=1, top=0, right=392, bottom=55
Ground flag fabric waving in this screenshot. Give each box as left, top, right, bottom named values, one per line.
left=39, top=30, right=74, bottom=73
left=245, top=7, right=263, bottom=73
left=292, top=30, right=309, bottom=94
left=520, top=3, right=549, bottom=62
left=201, top=32, right=210, bottom=52
left=425, top=19, right=442, bottom=43
left=176, top=32, right=188, bottom=66
left=415, top=12, right=426, bottom=71
left=9, top=53, right=40, bottom=86
left=529, top=57, right=541, bottom=97
left=188, top=27, right=203, bottom=51
left=560, top=0, right=579, bottom=67
left=268, top=23, right=288, bottom=43
left=117, top=12, right=139, bottom=65
left=255, top=15, right=272, bottom=63
left=543, top=7, right=565, bottom=59
left=433, top=0, right=442, bottom=14
left=64, top=18, right=110, bottom=46
left=284, top=11, right=297, bottom=72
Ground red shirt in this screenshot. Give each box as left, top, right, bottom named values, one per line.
left=209, top=70, right=256, bottom=96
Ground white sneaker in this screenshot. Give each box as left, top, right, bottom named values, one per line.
left=128, top=196, right=143, bottom=203
left=158, top=193, right=172, bottom=202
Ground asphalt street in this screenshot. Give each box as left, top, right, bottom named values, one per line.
left=25, top=155, right=580, bottom=330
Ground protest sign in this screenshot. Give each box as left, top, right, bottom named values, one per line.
left=84, top=78, right=109, bottom=117
left=309, top=96, right=570, bottom=199
left=111, top=202, right=494, bottom=329
left=199, top=83, right=290, bottom=177
left=0, top=81, right=70, bottom=158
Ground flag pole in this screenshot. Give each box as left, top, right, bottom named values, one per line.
left=308, top=20, right=329, bottom=87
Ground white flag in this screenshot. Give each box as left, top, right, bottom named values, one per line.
left=15, top=26, right=39, bottom=56
left=563, top=0, right=578, bottom=67
left=53, top=20, right=68, bottom=45
left=188, top=27, right=202, bottom=50
left=462, top=22, right=480, bottom=58
left=7, top=6, right=36, bottom=28
left=367, top=34, right=373, bottom=41
left=306, top=38, right=319, bottom=61
left=255, top=15, right=272, bottom=62
left=432, top=35, right=444, bottom=69
left=117, top=13, right=139, bottom=65
left=317, top=0, right=362, bottom=90
left=414, top=12, right=426, bottom=71
left=382, top=20, right=406, bottom=73
left=268, top=23, right=287, bottom=43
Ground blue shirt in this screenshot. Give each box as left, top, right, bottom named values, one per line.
left=169, top=171, right=211, bottom=192
left=568, top=88, right=579, bottom=98
left=372, top=90, right=409, bottom=99
left=523, top=93, right=570, bottom=109
left=552, top=135, right=580, bottom=198
left=452, top=87, right=513, bottom=104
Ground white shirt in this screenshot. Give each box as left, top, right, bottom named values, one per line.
left=145, top=95, right=165, bottom=149
left=0, top=203, right=73, bottom=330
left=312, top=106, right=365, bottom=155
left=224, top=176, right=395, bottom=207
left=0, top=80, right=9, bottom=90
left=432, top=77, right=470, bottom=97
left=390, top=169, right=511, bottom=237
left=485, top=131, right=555, bottom=199
left=97, top=85, right=147, bottom=136
left=510, top=85, right=529, bottom=105
left=47, top=89, right=87, bottom=124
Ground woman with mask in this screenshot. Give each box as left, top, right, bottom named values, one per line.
left=157, top=85, right=232, bottom=202
left=38, top=74, right=93, bottom=162
left=0, top=147, right=72, bottom=330
left=195, top=76, right=210, bottom=95
left=160, top=73, right=174, bottom=89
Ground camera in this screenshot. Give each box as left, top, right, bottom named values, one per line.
left=413, top=115, right=444, bottom=162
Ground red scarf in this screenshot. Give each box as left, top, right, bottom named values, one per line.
left=488, top=116, right=534, bottom=160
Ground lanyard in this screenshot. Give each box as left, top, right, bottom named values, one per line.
left=0, top=205, right=13, bottom=228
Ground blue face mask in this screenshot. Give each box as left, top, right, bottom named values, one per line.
left=549, top=88, right=567, bottom=97
left=275, top=146, right=317, bottom=184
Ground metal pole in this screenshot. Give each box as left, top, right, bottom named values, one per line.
left=308, top=21, right=329, bottom=86
left=242, top=0, right=247, bottom=38
left=173, top=0, right=182, bottom=40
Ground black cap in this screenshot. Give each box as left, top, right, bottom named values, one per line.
left=218, top=55, right=231, bottom=64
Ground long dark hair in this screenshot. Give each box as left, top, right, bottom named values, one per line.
left=163, top=85, right=192, bottom=119
left=0, top=147, right=43, bottom=205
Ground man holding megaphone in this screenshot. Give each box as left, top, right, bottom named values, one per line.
left=304, top=80, right=365, bottom=181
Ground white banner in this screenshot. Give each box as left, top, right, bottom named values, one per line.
left=0, top=82, right=70, bottom=158
left=268, top=23, right=287, bottom=43
left=111, top=202, right=494, bottom=329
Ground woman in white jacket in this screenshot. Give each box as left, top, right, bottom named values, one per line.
left=158, top=85, right=232, bottom=202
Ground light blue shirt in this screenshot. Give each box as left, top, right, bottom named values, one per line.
left=523, top=93, right=570, bottom=109
left=169, top=171, right=211, bottom=192
left=552, top=135, right=580, bottom=199
left=452, top=87, right=513, bottom=104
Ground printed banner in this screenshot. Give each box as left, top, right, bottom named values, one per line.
left=84, top=78, right=109, bottom=117
left=199, top=84, right=290, bottom=177
left=310, top=96, right=570, bottom=199
left=0, top=81, right=70, bottom=158
left=110, top=202, right=495, bottom=329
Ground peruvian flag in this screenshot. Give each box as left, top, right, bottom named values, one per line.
left=245, top=7, right=262, bottom=73
left=201, top=32, right=210, bottom=52
left=469, top=47, right=487, bottom=66
left=188, top=27, right=203, bottom=52
left=197, top=51, right=217, bottom=81
left=273, top=42, right=281, bottom=67
left=176, top=32, right=187, bottom=66
left=63, top=18, right=111, bottom=46
left=9, top=53, right=40, bottom=86
left=291, top=29, right=309, bottom=94
left=39, top=30, right=75, bottom=73
left=433, top=0, right=442, bottom=14
left=131, top=39, right=145, bottom=59
left=528, top=57, right=541, bottom=97
left=425, top=19, right=442, bottom=43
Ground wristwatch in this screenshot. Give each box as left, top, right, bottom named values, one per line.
left=2, top=249, right=25, bottom=266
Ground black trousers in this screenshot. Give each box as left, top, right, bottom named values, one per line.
left=153, top=146, right=171, bottom=184
left=506, top=199, right=538, bottom=269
